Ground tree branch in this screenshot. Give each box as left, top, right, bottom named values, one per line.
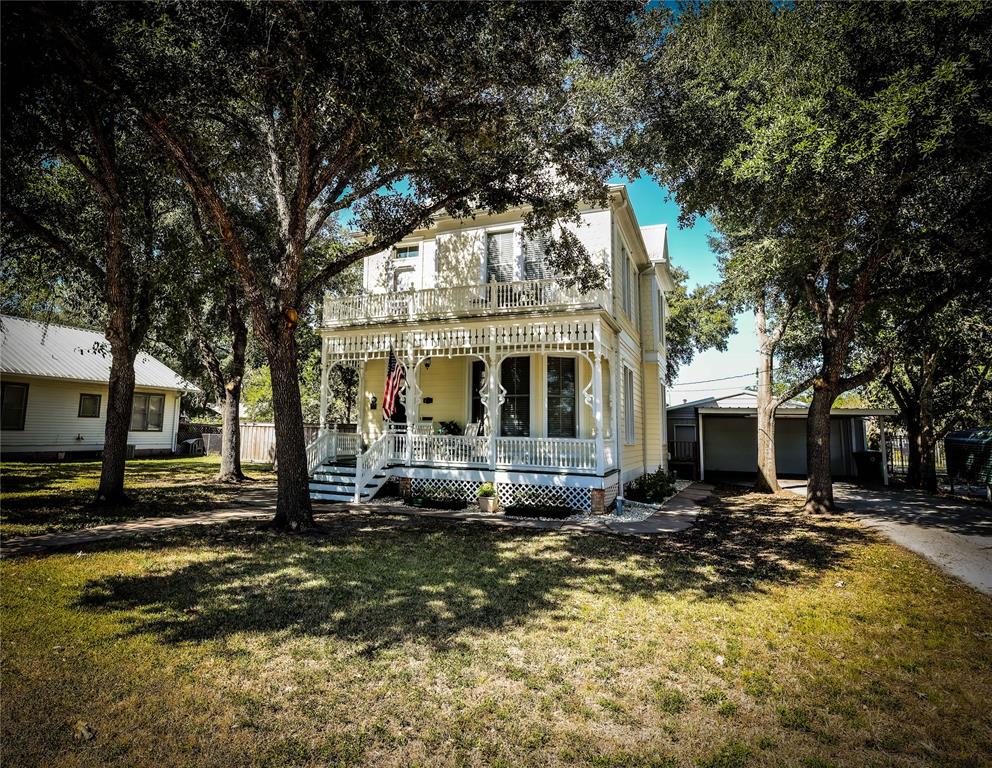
left=2, top=204, right=105, bottom=283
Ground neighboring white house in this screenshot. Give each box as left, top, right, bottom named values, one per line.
left=666, top=390, right=897, bottom=483
left=0, top=315, right=197, bottom=459
left=309, top=184, right=675, bottom=512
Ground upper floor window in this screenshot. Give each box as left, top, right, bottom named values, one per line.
left=131, top=393, right=165, bottom=432
left=78, top=393, right=101, bottom=418
left=393, top=267, right=416, bottom=291
left=523, top=231, right=548, bottom=281
left=1, top=382, right=28, bottom=430
left=487, top=231, right=515, bottom=283
left=621, top=244, right=635, bottom=319
left=394, top=244, right=419, bottom=260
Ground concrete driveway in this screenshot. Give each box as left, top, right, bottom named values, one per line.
left=784, top=481, right=992, bottom=596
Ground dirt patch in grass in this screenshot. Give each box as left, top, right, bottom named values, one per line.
left=0, top=457, right=275, bottom=537
left=2, top=489, right=991, bottom=767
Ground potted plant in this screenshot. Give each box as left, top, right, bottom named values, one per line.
left=477, top=482, right=498, bottom=513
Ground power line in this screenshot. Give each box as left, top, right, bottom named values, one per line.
left=674, top=365, right=780, bottom=387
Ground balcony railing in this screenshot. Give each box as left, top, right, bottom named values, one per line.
left=323, top=278, right=610, bottom=328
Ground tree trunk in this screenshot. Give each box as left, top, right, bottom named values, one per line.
left=97, top=339, right=137, bottom=504
left=216, top=284, right=248, bottom=482
left=903, top=412, right=923, bottom=488
left=805, top=382, right=837, bottom=513
left=267, top=330, right=313, bottom=530
left=754, top=301, right=781, bottom=493
left=918, top=393, right=938, bottom=494
left=217, top=383, right=245, bottom=482
left=755, top=403, right=780, bottom=493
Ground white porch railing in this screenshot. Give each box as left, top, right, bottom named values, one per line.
left=411, top=435, right=490, bottom=466
left=323, top=278, right=609, bottom=328
left=354, top=432, right=393, bottom=501
left=305, top=430, right=335, bottom=475
left=495, top=437, right=598, bottom=471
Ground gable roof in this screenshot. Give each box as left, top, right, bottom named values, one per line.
left=0, top=315, right=198, bottom=392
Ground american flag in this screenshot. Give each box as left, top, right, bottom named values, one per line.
left=383, top=348, right=405, bottom=419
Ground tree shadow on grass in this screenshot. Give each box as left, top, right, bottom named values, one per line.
left=76, top=489, right=872, bottom=654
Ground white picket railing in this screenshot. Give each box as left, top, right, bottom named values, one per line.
left=323, top=278, right=609, bottom=328
left=353, top=432, right=393, bottom=501
left=494, top=437, right=597, bottom=471
left=411, top=435, right=490, bottom=466
left=305, top=430, right=335, bottom=475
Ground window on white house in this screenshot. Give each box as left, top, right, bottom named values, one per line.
left=623, top=366, right=635, bottom=444
left=487, top=231, right=515, bottom=283
left=78, top=393, right=101, bottom=418
left=394, top=244, right=419, bottom=260
left=1, top=382, right=28, bottom=430
left=392, top=267, right=416, bottom=291
left=620, top=243, right=635, bottom=319
left=546, top=357, right=576, bottom=438
left=522, top=231, right=548, bottom=281
left=500, top=356, right=530, bottom=436
left=130, top=393, right=165, bottom=432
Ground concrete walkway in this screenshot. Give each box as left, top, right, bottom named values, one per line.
left=0, top=486, right=278, bottom=559
left=0, top=483, right=712, bottom=559
left=784, top=481, right=992, bottom=596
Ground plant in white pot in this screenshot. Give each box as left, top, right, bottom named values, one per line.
left=477, top=482, right=498, bottom=513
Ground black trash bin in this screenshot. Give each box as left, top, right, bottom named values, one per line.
left=852, top=450, right=883, bottom=483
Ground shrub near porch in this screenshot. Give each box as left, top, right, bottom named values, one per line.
left=2, top=489, right=990, bottom=767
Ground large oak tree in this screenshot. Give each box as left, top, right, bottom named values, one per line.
left=626, top=1, right=992, bottom=511
left=69, top=1, right=648, bottom=529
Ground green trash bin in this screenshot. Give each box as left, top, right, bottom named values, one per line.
left=852, top=450, right=883, bottom=483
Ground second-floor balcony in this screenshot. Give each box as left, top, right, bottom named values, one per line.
left=322, top=278, right=611, bottom=329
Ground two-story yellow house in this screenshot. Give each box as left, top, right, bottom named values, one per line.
left=307, top=184, right=675, bottom=513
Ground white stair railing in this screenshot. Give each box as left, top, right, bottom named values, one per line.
left=306, top=429, right=336, bottom=475
left=353, top=432, right=392, bottom=502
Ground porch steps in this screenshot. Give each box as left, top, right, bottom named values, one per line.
left=309, top=460, right=390, bottom=503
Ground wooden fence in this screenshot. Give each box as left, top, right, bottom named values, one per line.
left=192, top=422, right=359, bottom=464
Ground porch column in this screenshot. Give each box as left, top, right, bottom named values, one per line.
left=698, top=410, right=705, bottom=482
left=356, top=359, right=366, bottom=443
left=487, top=327, right=500, bottom=470
left=405, top=353, right=419, bottom=467
left=319, top=336, right=329, bottom=433
left=593, top=353, right=605, bottom=475
left=879, top=416, right=889, bottom=486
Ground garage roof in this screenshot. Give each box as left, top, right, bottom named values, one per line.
left=1, top=315, right=198, bottom=392
left=668, top=390, right=895, bottom=417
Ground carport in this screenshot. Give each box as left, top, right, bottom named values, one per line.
left=666, top=391, right=896, bottom=483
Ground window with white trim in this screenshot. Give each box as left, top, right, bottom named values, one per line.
left=620, top=242, right=634, bottom=319
left=1, top=382, right=28, bottom=430
left=486, top=231, right=515, bottom=283
left=522, top=231, right=548, bottom=281
left=130, top=393, right=165, bottom=432
left=78, top=393, right=101, bottom=418
left=394, top=244, right=419, bottom=260
left=623, top=366, right=635, bottom=444
left=546, top=357, right=576, bottom=438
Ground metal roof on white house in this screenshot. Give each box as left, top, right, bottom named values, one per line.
left=0, top=315, right=198, bottom=392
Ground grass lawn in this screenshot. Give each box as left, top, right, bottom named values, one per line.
left=2, top=488, right=990, bottom=767
left=0, top=456, right=275, bottom=537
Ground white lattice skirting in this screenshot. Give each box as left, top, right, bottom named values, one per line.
left=409, top=477, right=593, bottom=512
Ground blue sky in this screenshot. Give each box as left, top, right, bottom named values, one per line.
left=615, top=174, right=759, bottom=404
